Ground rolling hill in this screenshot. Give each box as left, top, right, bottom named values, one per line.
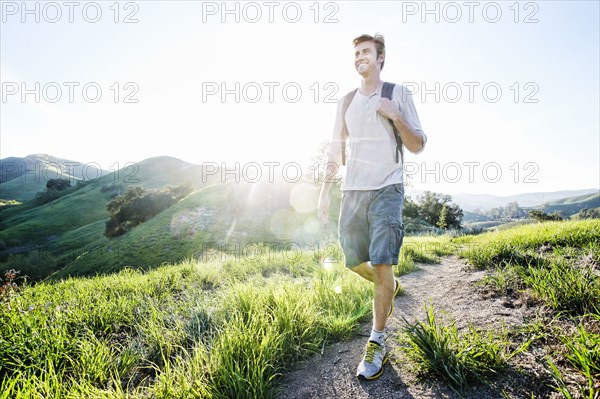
left=0, top=154, right=110, bottom=201
left=2, top=153, right=597, bottom=281
left=449, top=189, right=599, bottom=212
left=526, top=191, right=600, bottom=217
left=0, top=155, right=335, bottom=280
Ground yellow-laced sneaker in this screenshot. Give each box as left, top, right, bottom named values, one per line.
left=356, top=340, right=388, bottom=380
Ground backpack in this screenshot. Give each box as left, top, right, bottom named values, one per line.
left=340, top=81, right=403, bottom=166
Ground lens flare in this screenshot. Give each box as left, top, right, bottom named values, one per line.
left=322, top=257, right=335, bottom=271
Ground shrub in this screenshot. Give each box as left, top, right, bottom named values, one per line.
left=105, top=183, right=193, bottom=238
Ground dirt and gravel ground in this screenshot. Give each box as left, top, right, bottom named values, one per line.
left=276, top=256, right=559, bottom=399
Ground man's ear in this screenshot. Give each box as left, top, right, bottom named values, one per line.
left=378, top=53, right=385, bottom=67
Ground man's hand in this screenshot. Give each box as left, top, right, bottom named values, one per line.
left=377, top=97, right=426, bottom=153
left=317, top=195, right=330, bottom=225
left=376, top=97, right=401, bottom=120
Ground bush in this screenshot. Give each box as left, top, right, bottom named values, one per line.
left=528, top=209, right=563, bottom=222
left=0, top=251, right=58, bottom=281
left=46, top=178, right=71, bottom=191
left=401, top=304, right=510, bottom=393
left=578, top=208, right=600, bottom=220
left=105, top=183, right=193, bottom=238
left=100, top=183, right=125, bottom=193
left=32, top=178, right=87, bottom=206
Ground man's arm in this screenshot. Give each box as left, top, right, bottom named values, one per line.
left=389, top=111, right=426, bottom=153
left=318, top=99, right=345, bottom=225
left=377, top=86, right=427, bottom=154
left=317, top=159, right=337, bottom=224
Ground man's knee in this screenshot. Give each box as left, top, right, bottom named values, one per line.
left=349, top=262, right=373, bottom=280
left=370, top=264, right=393, bottom=282
left=350, top=261, right=368, bottom=273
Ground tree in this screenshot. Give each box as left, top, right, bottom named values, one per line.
left=33, top=178, right=74, bottom=205
left=528, top=209, right=563, bottom=222
left=437, top=203, right=448, bottom=229
left=578, top=208, right=600, bottom=220
left=403, top=196, right=420, bottom=218
left=487, top=201, right=526, bottom=220
left=505, top=201, right=523, bottom=219
left=105, top=183, right=193, bottom=238
left=46, top=178, right=71, bottom=191
left=416, top=191, right=463, bottom=229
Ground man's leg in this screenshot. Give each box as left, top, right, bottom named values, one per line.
left=371, top=264, right=394, bottom=331
left=356, top=184, right=404, bottom=380
left=356, top=263, right=394, bottom=380
left=350, top=262, right=400, bottom=301
left=350, top=261, right=374, bottom=282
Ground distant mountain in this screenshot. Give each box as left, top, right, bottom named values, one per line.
left=447, top=189, right=599, bottom=212
left=526, top=192, right=600, bottom=217
left=542, top=192, right=600, bottom=206
left=0, top=154, right=110, bottom=201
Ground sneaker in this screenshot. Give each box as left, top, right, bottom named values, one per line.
left=388, top=279, right=401, bottom=317
left=356, top=340, right=388, bottom=380
left=393, top=278, right=401, bottom=297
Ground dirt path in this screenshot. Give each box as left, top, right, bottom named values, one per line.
left=276, top=256, right=553, bottom=399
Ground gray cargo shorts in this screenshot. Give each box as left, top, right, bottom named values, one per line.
left=338, top=183, right=405, bottom=268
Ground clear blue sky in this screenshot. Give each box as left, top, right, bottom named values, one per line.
left=1, top=0, right=598, bottom=195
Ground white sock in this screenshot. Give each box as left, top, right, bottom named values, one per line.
left=369, top=328, right=385, bottom=346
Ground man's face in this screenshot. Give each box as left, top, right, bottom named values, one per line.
left=354, top=41, right=383, bottom=76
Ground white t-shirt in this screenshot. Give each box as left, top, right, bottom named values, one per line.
left=327, top=83, right=426, bottom=191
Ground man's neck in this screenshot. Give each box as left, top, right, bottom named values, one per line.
left=360, top=74, right=383, bottom=96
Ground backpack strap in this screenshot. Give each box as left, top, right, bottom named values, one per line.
left=340, top=82, right=402, bottom=166
left=381, top=82, right=403, bottom=163
left=340, top=89, right=357, bottom=166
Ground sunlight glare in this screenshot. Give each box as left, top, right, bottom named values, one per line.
left=322, top=257, right=335, bottom=271
left=289, top=183, right=318, bottom=214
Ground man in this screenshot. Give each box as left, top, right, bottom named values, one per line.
left=317, top=33, right=427, bottom=380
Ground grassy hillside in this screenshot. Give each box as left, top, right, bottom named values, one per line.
left=1, top=156, right=339, bottom=280
left=527, top=192, right=600, bottom=217
left=0, top=163, right=81, bottom=203
left=1, top=220, right=598, bottom=398
left=452, top=189, right=599, bottom=212
left=52, top=178, right=331, bottom=279
left=456, top=220, right=599, bottom=397
left=0, top=154, right=111, bottom=200
left=544, top=192, right=600, bottom=205
left=403, top=220, right=599, bottom=397
left=1, top=247, right=373, bottom=398
left=0, top=157, right=208, bottom=277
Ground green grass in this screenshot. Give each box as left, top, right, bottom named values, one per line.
left=3, top=219, right=599, bottom=397
left=401, top=235, right=458, bottom=264
left=1, top=157, right=222, bottom=280
left=545, top=313, right=600, bottom=399
left=453, top=219, right=600, bottom=396
left=0, top=250, right=372, bottom=398
left=456, top=219, right=600, bottom=270
left=457, top=220, right=600, bottom=316
left=400, top=304, right=513, bottom=394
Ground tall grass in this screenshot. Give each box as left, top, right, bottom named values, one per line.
left=3, top=219, right=599, bottom=397
left=546, top=313, right=600, bottom=399
left=0, top=250, right=371, bottom=398
left=457, top=219, right=600, bottom=270
left=400, top=304, right=512, bottom=394
left=458, top=220, right=600, bottom=314
left=456, top=219, right=600, bottom=396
